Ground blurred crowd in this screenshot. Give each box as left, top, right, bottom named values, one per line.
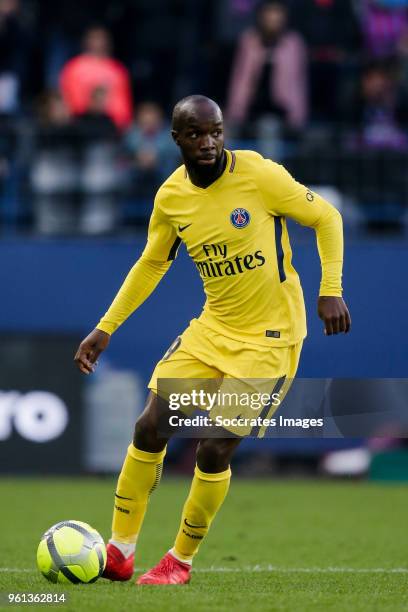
left=2, top=0, right=408, bottom=233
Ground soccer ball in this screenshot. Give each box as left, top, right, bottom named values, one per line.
left=37, top=520, right=106, bottom=584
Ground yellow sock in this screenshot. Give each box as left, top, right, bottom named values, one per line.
left=111, top=443, right=166, bottom=544
left=173, top=465, right=231, bottom=562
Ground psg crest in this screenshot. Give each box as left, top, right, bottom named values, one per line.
left=230, top=208, right=251, bottom=229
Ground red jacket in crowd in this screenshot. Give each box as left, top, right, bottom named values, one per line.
left=60, top=54, right=133, bottom=130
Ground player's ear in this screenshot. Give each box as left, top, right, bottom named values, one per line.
left=171, top=130, right=180, bottom=146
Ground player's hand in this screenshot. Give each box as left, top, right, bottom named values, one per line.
left=74, top=328, right=110, bottom=374
left=317, top=296, right=351, bottom=336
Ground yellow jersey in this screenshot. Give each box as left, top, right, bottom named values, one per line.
left=97, top=149, right=343, bottom=347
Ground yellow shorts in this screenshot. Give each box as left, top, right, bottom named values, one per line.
left=148, top=318, right=303, bottom=438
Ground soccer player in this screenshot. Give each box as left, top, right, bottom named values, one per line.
left=74, top=95, right=351, bottom=585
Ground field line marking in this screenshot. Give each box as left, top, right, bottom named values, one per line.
left=2, top=566, right=408, bottom=574
left=0, top=569, right=33, bottom=573
left=192, top=566, right=408, bottom=574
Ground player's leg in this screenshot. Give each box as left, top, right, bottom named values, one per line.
left=105, top=327, right=223, bottom=581
left=135, top=338, right=305, bottom=584
left=137, top=437, right=241, bottom=585
left=171, top=437, right=241, bottom=559
left=103, top=391, right=170, bottom=580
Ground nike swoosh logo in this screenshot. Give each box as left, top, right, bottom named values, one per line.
left=184, top=518, right=207, bottom=529
left=115, top=494, right=133, bottom=500
left=178, top=223, right=192, bottom=233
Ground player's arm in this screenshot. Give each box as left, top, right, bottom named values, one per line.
left=259, top=158, right=351, bottom=336
left=74, top=202, right=179, bottom=374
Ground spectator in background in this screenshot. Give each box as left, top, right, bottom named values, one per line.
left=38, top=0, right=127, bottom=89
left=74, top=85, right=122, bottom=235
left=0, top=0, right=28, bottom=113
left=291, top=0, right=361, bottom=122
left=345, top=61, right=408, bottom=148
left=226, top=0, right=308, bottom=141
left=60, top=26, right=133, bottom=131
left=30, top=91, right=78, bottom=234
left=124, top=102, right=177, bottom=202
left=75, top=85, right=118, bottom=138
left=343, top=61, right=408, bottom=230
left=209, top=0, right=259, bottom=105
left=31, top=88, right=122, bottom=235
left=361, top=0, right=408, bottom=95
left=360, top=0, right=408, bottom=59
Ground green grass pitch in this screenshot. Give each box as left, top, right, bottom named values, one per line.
left=0, top=477, right=407, bottom=611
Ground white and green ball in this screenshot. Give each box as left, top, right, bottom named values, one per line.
left=37, top=520, right=106, bottom=584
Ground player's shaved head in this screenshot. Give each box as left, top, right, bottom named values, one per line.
left=171, top=95, right=225, bottom=184
left=172, top=95, right=222, bottom=132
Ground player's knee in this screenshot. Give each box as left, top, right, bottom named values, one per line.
left=196, top=438, right=239, bottom=472
left=133, top=413, right=160, bottom=451
left=132, top=392, right=169, bottom=452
